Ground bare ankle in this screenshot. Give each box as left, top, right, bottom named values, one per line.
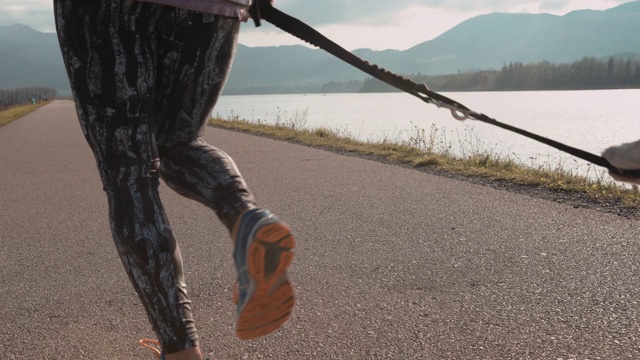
left=164, top=347, right=203, bottom=360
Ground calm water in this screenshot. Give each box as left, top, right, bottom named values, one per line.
left=213, top=90, right=640, bottom=179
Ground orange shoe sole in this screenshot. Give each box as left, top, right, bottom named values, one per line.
left=236, top=222, right=295, bottom=340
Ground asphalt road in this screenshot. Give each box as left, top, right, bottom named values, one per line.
left=2, top=100, right=640, bottom=360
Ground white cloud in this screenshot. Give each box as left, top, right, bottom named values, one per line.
left=0, top=0, right=54, bottom=32
left=240, top=4, right=476, bottom=51
left=0, top=0, right=634, bottom=49
left=240, top=0, right=634, bottom=50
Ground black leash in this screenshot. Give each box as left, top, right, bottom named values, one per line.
left=250, top=1, right=640, bottom=178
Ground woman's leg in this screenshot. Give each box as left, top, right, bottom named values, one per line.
left=152, top=13, right=255, bottom=231
left=54, top=1, right=200, bottom=356
left=152, top=13, right=295, bottom=339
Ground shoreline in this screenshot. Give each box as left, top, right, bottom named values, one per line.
left=209, top=117, right=640, bottom=219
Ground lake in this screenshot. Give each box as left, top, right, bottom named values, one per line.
left=213, top=90, right=640, bottom=180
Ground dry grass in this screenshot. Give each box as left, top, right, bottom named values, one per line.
left=210, top=116, right=640, bottom=207
left=0, top=102, right=50, bottom=128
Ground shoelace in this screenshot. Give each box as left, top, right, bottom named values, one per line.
left=139, top=339, right=162, bottom=359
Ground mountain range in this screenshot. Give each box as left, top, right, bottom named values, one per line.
left=1, top=1, right=640, bottom=95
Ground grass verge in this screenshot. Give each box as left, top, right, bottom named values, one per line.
left=0, top=101, right=51, bottom=128
left=210, top=116, right=640, bottom=208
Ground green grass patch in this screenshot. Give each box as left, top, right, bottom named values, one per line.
left=0, top=101, right=51, bottom=128
left=210, top=116, right=640, bottom=208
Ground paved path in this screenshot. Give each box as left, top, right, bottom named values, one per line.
left=2, top=101, right=640, bottom=359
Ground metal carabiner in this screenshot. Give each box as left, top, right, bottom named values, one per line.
left=449, top=107, right=470, bottom=121
left=417, top=83, right=471, bottom=121
left=434, top=101, right=471, bottom=121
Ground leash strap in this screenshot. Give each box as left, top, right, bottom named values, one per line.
left=251, top=1, right=640, bottom=178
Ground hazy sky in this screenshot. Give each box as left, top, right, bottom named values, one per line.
left=0, top=0, right=632, bottom=50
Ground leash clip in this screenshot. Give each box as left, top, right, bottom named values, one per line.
left=432, top=100, right=471, bottom=121
left=417, top=83, right=471, bottom=121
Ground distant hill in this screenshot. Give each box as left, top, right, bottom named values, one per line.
left=396, top=1, right=640, bottom=75
left=1, top=1, right=640, bottom=95
left=0, top=24, right=68, bottom=93
left=226, top=0, right=640, bottom=92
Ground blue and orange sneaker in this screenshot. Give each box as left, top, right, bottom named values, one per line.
left=233, top=208, right=295, bottom=340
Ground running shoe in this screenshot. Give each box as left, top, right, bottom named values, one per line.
left=234, top=208, right=295, bottom=340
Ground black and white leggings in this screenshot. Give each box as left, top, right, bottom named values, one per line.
left=54, top=0, right=256, bottom=354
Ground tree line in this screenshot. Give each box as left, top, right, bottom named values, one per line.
left=359, top=56, right=640, bottom=93
left=0, top=87, right=57, bottom=108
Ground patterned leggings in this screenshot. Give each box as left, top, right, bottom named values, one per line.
left=54, top=0, right=256, bottom=354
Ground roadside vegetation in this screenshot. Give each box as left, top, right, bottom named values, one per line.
left=210, top=113, right=640, bottom=209
left=362, top=56, right=640, bottom=92
left=0, top=101, right=51, bottom=128
left=0, top=86, right=57, bottom=127
left=229, top=55, right=640, bottom=95
left=1, top=87, right=57, bottom=108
